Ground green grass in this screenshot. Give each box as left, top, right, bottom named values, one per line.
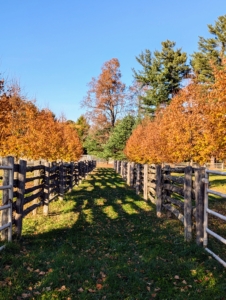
left=1, top=167, right=226, bottom=299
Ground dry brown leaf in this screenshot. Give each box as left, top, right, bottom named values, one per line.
left=174, top=275, right=180, bottom=279
left=154, top=287, right=161, bottom=292
left=39, top=271, right=45, bottom=276
left=21, top=293, right=31, bottom=299
left=4, top=265, right=10, bottom=270
left=96, top=283, right=103, bottom=290
left=78, top=287, right=84, bottom=292
left=100, top=271, right=106, bottom=278
left=146, top=286, right=151, bottom=292
left=33, top=291, right=41, bottom=295
left=34, top=269, right=40, bottom=273
left=88, top=289, right=96, bottom=293
left=182, top=280, right=187, bottom=284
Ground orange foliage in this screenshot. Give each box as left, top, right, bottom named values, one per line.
left=0, top=86, right=83, bottom=161
left=82, top=58, right=126, bottom=129
left=125, top=61, right=226, bottom=164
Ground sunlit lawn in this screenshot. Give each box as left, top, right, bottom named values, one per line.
left=0, top=167, right=226, bottom=299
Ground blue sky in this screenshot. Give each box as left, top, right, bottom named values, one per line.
left=1, top=1, right=226, bottom=121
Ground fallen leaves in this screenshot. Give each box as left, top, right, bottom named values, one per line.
left=96, top=283, right=103, bottom=290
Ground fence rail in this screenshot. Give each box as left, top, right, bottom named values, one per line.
left=114, top=161, right=205, bottom=244
left=203, top=169, right=226, bottom=268
left=0, top=156, right=96, bottom=240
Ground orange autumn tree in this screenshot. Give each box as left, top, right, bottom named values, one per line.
left=0, top=83, right=83, bottom=161
left=124, top=68, right=226, bottom=165
left=82, top=58, right=126, bottom=129
left=202, top=60, right=226, bottom=161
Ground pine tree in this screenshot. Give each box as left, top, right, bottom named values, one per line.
left=133, top=40, right=190, bottom=114
left=103, top=115, right=136, bottom=160
left=191, top=15, right=226, bottom=83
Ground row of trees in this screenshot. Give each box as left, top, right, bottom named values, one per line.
left=0, top=82, right=83, bottom=161
left=125, top=62, right=226, bottom=164
left=80, top=14, right=226, bottom=164
left=1, top=14, right=225, bottom=164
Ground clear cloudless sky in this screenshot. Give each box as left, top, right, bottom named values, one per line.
left=1, top=0, right=226, bottom=121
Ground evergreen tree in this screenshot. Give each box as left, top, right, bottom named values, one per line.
left=133, top=40, right=190, bottom=114
left=191, top=15, right=226, bottom=83
left=103, top=115, right=136, bottom=160
left=84, top=127, right=109, bottom=158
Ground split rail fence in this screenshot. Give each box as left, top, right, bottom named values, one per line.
left=114, top=160, right=205, bottom=245
left=0, top=156, right=96, bottom=243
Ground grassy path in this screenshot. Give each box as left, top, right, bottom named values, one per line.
left=1, top=167, right=226, bottom=299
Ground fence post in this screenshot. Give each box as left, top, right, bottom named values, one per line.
left=116, top=161, right=120, bottom=173
left=194, top=168, right=205, bottom=245
left=120, top=161, right=123, bottom=177
left=69, top=162, right=74, bottom=192
left=75, top=163, right=79, bottom=185
left=15, top=159, right=27, bottom=238
left=1, top=156, right=14, bottom=241
left=156, top=164, right=162, bottom=217
left=184, top=166, right=193, bottom=242
left=130, top=162, right=135, bottom=187
left=78, top=162, right=82, bottom=184
left=59, top=162, right=64, bottom=200
left=127, top=162, right=131, bottom=186
left=33, top=160, right=41, bottom=216
left=43, top=161, right=50, bottom=216
left=143, top=164, right=148, bottom=200
left=136, top=164, right=141, bottom=195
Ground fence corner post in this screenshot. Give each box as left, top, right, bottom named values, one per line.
left=156, top=164, right=162, bottom=217
left=195, top=168, right=205, bottom=245
left=15, top=159, right=27, bottom=238
left=184, top=166, right=193, bottom=242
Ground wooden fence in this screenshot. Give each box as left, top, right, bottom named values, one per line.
left=114, top=161, right=205, bottom=244
left=1, top=156, right=96, bottom=239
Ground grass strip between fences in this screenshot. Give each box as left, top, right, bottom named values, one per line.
left=0, top=167, right=226, bottom=299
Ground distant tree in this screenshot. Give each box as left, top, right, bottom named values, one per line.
left=191, top=15, right=226, bottom=83
left=74, top=115, right=90, bottom=142
left=82, top=58, right=126, bottom=130
left=103, top=115, right=136, bottom=160
left=133, top=40, right=190, bottom=114
left=84, top=127, right=109, bottom=157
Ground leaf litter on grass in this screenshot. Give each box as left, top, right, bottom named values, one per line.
left=1, top=167, right=226, bottom=299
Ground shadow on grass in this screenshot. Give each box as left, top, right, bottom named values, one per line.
left=1, top=167, right=226, bottom=299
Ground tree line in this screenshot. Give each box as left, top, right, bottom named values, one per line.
left=80, top=14, right=226, bottom=164
left=0, top=82, right=82, bottom=161
left=1, top=14, right=226, bottom=164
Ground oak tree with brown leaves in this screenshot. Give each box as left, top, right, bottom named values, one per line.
left=82, top=58, right=126, bottom=130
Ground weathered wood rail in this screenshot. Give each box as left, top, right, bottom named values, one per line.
left=114, top=161, right=205, bottom=244
left=1, top=156, right=96, bottom=238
